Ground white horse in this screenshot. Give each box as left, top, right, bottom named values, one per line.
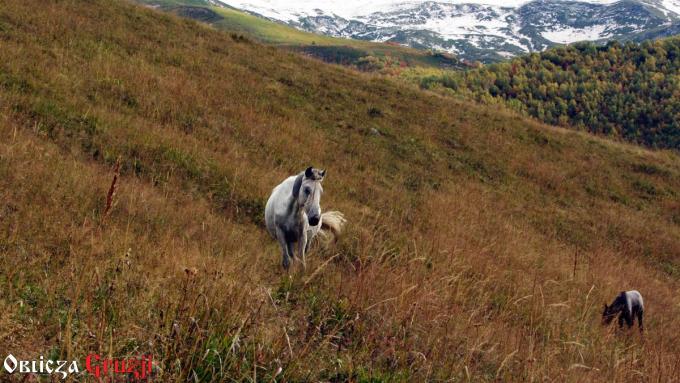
left=265, top=167, right=346, bottom=270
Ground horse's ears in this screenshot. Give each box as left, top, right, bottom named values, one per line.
left=305, top=167, right=314, bottom=178
left=292, top=174, right=303, bottom=198
left=320, top=169, right=326, bottom=178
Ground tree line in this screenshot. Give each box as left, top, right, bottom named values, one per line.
left=420, top=38, right=680, bottom=149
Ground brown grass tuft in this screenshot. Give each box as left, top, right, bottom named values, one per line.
left=102, top=159, right=120, bottom=223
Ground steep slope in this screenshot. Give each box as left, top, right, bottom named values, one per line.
left=419, top=38, right=680, bottom=149
left=1, top=0, right=680, bottom=381
left=216, top=0, right=680, bottom=62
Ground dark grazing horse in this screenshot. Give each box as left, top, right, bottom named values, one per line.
left=602, top=290, right=644, bottom=332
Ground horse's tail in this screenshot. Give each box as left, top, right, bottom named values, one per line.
left=320, top=211, right=346, bottom=241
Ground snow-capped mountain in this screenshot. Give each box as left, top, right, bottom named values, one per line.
left=215, top=0, right=680, bottom=62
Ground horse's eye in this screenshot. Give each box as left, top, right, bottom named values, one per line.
left=304, top=187, right=311, bottom=195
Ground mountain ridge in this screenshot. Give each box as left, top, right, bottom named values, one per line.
left=216, top=0, right=680, bottom=62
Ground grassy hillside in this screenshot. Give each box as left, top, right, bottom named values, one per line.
left=419, top=39, right=680, bottom=150
left=1, top=0, right=680, bottom=381
left=138, top=0, right=463, bottom=72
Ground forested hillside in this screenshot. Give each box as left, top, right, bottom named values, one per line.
left=421, top=39, right=680, bottom=149
left=1, top=0, right=680, bottom=381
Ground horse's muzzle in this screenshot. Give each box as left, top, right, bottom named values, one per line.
left=308, top=216, right=320, bottom=226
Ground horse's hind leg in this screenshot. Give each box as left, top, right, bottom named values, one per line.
left=637, top=310, right=644, bottom=333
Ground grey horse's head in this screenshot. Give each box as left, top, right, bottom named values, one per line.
left=292, top=167, right=325, bottom=226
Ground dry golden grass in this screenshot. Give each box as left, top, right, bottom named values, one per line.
left=1, top=0, right=680, bottom=381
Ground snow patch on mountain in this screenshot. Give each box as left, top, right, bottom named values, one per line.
left=661, top=0, right=680, bottom=14
left=542, top=25, right=612, bottom=43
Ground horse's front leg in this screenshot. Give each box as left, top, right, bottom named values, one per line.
left=625, top=312, right=634, bottom=328
left=298, top=229, right=308, bottom=270
left=275, top=227, right=293, bottom=270
left=304, top=230, right=313, bottom=254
